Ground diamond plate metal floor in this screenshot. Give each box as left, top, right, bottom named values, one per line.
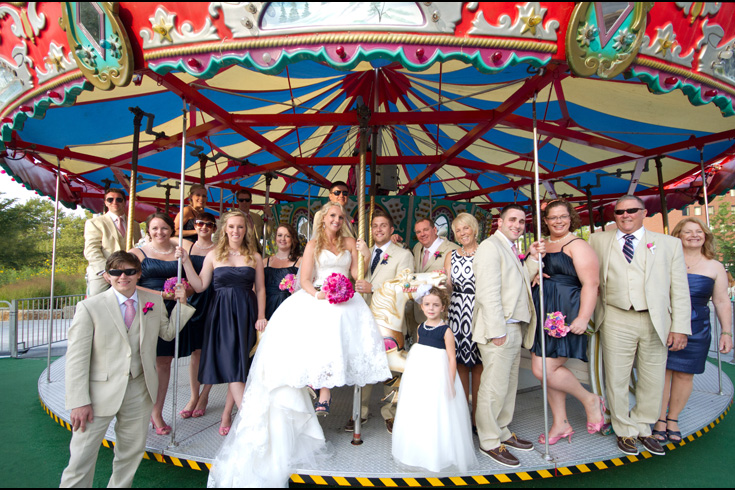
left=40, top=356, right=732, bottom=481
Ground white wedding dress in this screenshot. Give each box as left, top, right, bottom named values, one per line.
left=208, top=250, right=391, bottom=488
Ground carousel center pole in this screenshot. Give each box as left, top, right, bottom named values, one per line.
left=533, top=90, right=552, bottom=462
left=352, top=100, right=371, bottom=445
left=170, top=99, right=188, bottom=448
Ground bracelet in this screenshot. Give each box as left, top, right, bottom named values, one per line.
left=722, top=332, right=733, bottom=337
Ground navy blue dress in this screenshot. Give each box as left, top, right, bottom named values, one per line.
left=138, top=250, right=195, bottom=357
left=186, top=242, right=214, bottom=351
left=531, top=240, right=588, bottom=362
left=264, top=258, right=298, bottom=320
left=667, top=274, right=715, bottom=375
left=198, top=266, right=258, bottom=384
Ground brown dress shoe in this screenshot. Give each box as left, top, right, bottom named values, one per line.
left=616, top=436, right=639, bottom=456
left=344, top=417, right=367, bottom=432
left=479, top=445, right=520, bottom=468
left=502, top=433, right=534, bottom=452
left=638, top=435, right=665, bottom=456
left=385, top=418, right=394, bottom=434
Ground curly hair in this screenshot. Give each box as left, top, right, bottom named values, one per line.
left=313, top=202, right=352, bottom=264
left=215, top=210, right=258, bottom=263
left=671, top=217, right=716, bottom=260
left=541, top=199, right=582, bottom=236
left=421, top=286, right=449, bottom=310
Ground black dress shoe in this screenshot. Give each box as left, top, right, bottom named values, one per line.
left=344, top=417, right=367, bottom=432
left=385, top=418, right=394, bottom=434
left=502, top=433, right=534, bottom=452
left=479, top=445, right=520, bottom=468
left=617, top=436, right=639, bottom=456
left=638, top=435, right=665, bottom=456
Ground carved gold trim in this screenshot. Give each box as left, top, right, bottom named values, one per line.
left=60, top=2, right=133, bottom=91
left=143, top=32, right=557, bottom=61
left=0, top=70, right=84, bottom=119
left=635, top=56, right=735, bottom=97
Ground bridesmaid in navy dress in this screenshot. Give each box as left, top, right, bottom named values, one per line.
left=179, top=210, right=267, bottom=436
left=174, top=184, right=208, bottom=244
left=530, top=200, right=605, bottom=445
left=264, top=224, right=302, bottom=320
left=129, top=213, right=191, bottom=435
left=653, top=218, right=732, bottom=443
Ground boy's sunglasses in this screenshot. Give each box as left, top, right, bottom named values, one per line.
left=107, top=268, right=139, bottom=277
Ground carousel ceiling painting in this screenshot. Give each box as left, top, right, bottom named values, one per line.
left=0, top=2, right=734, bottom=226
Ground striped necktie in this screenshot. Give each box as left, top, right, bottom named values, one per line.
left=623, top=234, right=635, bottom=263
left=371, top=248, right=382, bottom=275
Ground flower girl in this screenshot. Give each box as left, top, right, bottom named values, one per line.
left=391, top=286, right=478, bottom=472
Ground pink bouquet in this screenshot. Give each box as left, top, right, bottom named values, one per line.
left=544, top=311, right=570, bottom=338
left=321, top=273, right=355, bottom=304
left=279, top=273, right=296, bottom=293
left=163, top=277, right=190, bottom=295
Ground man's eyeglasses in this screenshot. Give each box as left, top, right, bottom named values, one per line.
left=614, top=208, right=643, bottom=216
left=107, top=268, right=139, bottom=277
left=238, top=197, right=251, bottom=203
left=331, top=190, right=348, bottom=197
left=195, top=220, right=215, bottom=228
left=106, top=197, right=124, bottom=204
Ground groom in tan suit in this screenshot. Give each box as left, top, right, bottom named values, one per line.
left=60, top=251, right=194, bottom=488
left=83, top=189, right=142, bottom=297
left=472, top=205, right=542, bottom=468
left=589, top=195, right=690, bottom=457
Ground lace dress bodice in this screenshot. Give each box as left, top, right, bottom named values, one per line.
left=313, top=250, right=352, bottom=287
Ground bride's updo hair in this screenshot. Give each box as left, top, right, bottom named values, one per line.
left=313, top=202, right=351, bottom=263
left=215, top=210, right=258, bottom=263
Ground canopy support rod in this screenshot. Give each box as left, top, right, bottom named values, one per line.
left=655, top=157, right=670, bottom=234
left=126, top=108, right=145, bottom=250
left=46, top=158, right=61, bottom=383
left=586, top=187, right=595, bottom=234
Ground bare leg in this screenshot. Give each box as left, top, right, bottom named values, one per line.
left=318, top=387, right=331, bottom=404
left=152, top=356, right=173, bottom=428
left=196, top=384, right=213, bottom=412
left=182, top=350, right=202, bottom=413
left=457, top=364, right=471, bottom=407
left=229, top=382, right=246, bottom=411
left=470, top=364, right=483, bottom=427
left=220, top=390, right=235, bottom=432
left=666, top=371, right=694, bottom=442
left=653, top=369, right=674, bottom=441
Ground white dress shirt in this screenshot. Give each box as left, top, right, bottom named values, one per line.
left=107, top=211, right=126, bottom=234
left=113, top=289, right=139, bottom=320
left=616, top=227, right=646, bottom=253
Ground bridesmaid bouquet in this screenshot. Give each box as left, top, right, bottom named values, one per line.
left=544, top=311, right=570, bottom=338
left=321, top=273, right=355, bottom=304
left=163, top=277, right=190, bottom=295
left=279, top=274, right=296, bottom=293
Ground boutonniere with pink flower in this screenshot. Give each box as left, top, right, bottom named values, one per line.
left=381, top=253, right=390, bottom=265
left=433, top=251, right=443, bottom=259
left=518, top=254, right=526, bottom=261
left=647, top=242, right=656, bottom=255
left=143, top=302, right=154, bottom=314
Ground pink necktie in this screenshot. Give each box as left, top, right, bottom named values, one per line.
left=116, top=217, right=126, bottom=237
left=422, top=249, right=431, bottom=268
left=511, top=243, right=520, bottom=260
left=124, top=299, right=135, bottom=329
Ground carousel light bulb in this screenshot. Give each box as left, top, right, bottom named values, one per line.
left=720, top=48, right=733, bottom=60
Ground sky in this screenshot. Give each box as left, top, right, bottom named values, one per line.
left=0, top=172, right=86, bottom=216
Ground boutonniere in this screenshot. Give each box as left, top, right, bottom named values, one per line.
left=647, top=242, right=656, bottom=255
left=434, top=251, right=443, bottom=259
left=518, top=254, right=527, bottom=261
left=143, top=302, right=154, bottom=314
left=381, top=253, right=390, bottom=265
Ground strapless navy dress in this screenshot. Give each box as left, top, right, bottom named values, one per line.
left=667, top=274, right=715, bottom=375
left=264, top=259, right=298, bottom=320
left=139, top=250, right=195, bottom=357
left=185, top=246, right=213, bottom=351
left=530, top=241, right=588, bottom=362
left=198, top=266, right=257, bottom=384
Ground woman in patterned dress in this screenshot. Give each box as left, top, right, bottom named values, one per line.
left=443, top=212, right=482, bottom=429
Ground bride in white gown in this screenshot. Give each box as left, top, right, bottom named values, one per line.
left=208, top=202, right=391, bottom=488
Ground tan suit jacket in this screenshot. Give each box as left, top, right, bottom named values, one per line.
left=589, top=229, right=691, bottom=343
left=366, top=241, right=414, bottom=314
left=471, top=231, right=538, bottom=349
left=65, top=288, right=194, bottom=416
left=84, top=214, right=142, bottom=294
left=410, top=238, right=459, bottom=326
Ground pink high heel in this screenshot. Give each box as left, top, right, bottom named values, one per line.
left=539, top=430, right=574, bottom=445
left=587, top=396, right=607, bottom=434
left=150, top=417, right=171, bottom=436
left=192, top=409, right=206, bottom=418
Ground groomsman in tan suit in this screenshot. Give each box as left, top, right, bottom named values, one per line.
left=472, top=205, right=542, bottom=468
left=349, top=208, right=414, bottom=433
left=236, top=188, right=272, bottom=245
left=409, top=218, right=459, bottom=335
left=83, top=189, right=142, bottom=296
left=589, top=195, right=690, bottom=457
left=60, top=251, right=194, bottom=488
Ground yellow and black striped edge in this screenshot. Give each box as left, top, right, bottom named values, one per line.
left=40, top=396, right=731, bottom=485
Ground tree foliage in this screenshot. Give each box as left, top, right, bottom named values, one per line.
left=710, top=205, right=735, bottom=277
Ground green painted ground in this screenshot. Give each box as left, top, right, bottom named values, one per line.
left=1, top=357, right=732, bottom=488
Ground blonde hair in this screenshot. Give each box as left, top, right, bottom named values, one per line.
left=451, top=212, right=479, bottom=243
left=215, top=210, right=258, bottom=263
left=671, top=217, right=716, bottom=260
left=313, top=202, right=351, bottom=263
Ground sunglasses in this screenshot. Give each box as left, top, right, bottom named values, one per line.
left=238, top=197, right=251, bottom=203
left=107, top=268, right=139, bottom=277
left=195, top=220, right=216, bottom=228
left=331, top=190, right=348, bottom=197
left=614, top=207, right=643, bottom=216
left=106, top=197, right=124, bottom=203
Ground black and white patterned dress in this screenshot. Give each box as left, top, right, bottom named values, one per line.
left=449, top=250, right=481, bottom=367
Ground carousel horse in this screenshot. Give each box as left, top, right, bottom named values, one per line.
left=370, top=268, right=447, bottom=373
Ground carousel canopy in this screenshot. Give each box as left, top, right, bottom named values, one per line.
left=1, top=2, right=734, bottom=224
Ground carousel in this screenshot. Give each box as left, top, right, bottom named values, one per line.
left=2, top=1, right=734, bottom=485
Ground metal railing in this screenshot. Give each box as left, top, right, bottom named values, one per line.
left=0, top=294, right=84, bottom=357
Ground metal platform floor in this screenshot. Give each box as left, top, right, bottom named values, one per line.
left=40, top=356, right=733, bottom=485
